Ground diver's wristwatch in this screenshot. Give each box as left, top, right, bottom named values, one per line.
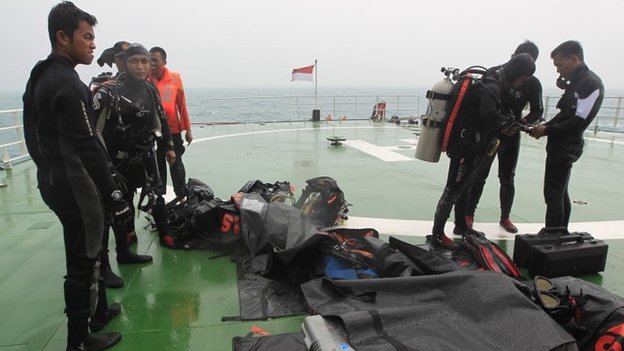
left=111, top=190, right=123, bottom=202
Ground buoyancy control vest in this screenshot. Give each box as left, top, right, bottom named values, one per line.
left=415, top=66, right=492, bottom=162
left=440, top=66, right=489, bottom=157
left=93, top=75, right=163, bottom=165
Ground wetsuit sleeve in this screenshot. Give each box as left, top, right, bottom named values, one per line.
left=545, top=77, right=603, bottom=137
left=176, top=76, right=191, bottom=132
left=523, top=77, right=544, bottom=124
left=479, top=82, right=511, bottom=128
left=57, top=85, right=117, bottom=199
left=93, top=87, right=112, bottom=149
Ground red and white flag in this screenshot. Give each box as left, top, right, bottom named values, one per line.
left=291, top=64, right=314, bottom=82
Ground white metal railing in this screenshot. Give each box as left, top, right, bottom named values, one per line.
left=1, top=95, right=623, bottom=169
left=188, top=94, right=422, bottom=124
left=189, top=94, right=623, bottom=131
left=543, top=96, right=623, bottom=133
left=0, top=109, right=28, bottom=169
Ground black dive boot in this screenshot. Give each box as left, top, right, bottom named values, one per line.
left=153, top=195, right=178, bottom=249
left=100, top=265, right=124, bottom=289
left=90, top=280, right=121, bottom=332
left=65, top=276, right=122, bottom=351
left=100, top=228, right=123, bottom=288
left=430, top=233, right=461, bottom=250
left=431, top=188, right=461, bottom=250
left=66, top=333, right=122, bottom=351
left=113, top=225, right=152, bottom=264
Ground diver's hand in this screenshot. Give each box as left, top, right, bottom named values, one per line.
left=530, top=125, right=547, bottom=139
left=108, top=199, right=132, bottom=226
left=185, top=130, right=193, bottom=145
left=501, top=125, right=517, bottom=136
left=165, top=150, right=176, bottom=165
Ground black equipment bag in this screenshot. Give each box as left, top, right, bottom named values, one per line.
left=294, top=176, right=349, bottom=228
left=527, top=233, right=608, bottom=278
left=513, top=227, right=593, bottom=267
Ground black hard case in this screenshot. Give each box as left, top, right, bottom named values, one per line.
left=513, top=227, right=593, bottom=267
left=527, top=234, right=608, bottom=278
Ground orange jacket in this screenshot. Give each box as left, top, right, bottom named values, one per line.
left=151, top=67, right=190, bottom=134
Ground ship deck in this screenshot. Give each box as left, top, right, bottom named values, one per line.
left=2, top=119, right=624, bottom=350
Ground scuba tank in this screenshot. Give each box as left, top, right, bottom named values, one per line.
left=415, top=67, right=457, bottom=162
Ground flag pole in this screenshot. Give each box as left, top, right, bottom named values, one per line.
left=314, top=59, right=318, bottom=109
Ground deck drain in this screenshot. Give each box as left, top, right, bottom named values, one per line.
left=28, top=221, right=54, bottom=230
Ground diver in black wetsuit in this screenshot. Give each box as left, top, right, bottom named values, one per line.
left=430, top=54, right=536, bottom=250
left=22, top=2, right=131, bottom=350
left=530, top=40, right=604, bottom=229
left=94, top=44, right=176, bottom=282
left=461, top=41, right=544, bottom=234
left=90, top=40, right=130, bottom=91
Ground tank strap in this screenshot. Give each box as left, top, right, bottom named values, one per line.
left=441, top=74, right=473, bottom=152
left=426, top=90, right=453, bottom=101
left=421, top=117, right=444, bottom=128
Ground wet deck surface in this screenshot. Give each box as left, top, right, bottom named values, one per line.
left=1, top=120, right=624, bottom=350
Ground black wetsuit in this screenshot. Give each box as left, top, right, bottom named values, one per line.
left=94, top=74, right=174, bottom=240
left=432, top=70, right=514, bottom=236
left=465, top=75, right=543, bottom=221
left=23, top=54, right=116, bottom=345
left=543, top=63, right=603, bottom=228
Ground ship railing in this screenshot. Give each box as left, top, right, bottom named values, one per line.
left=1, top=95, right=623, bottom=169
left=0, top=109, right=28, bottom=170
left=190, top=94, right=423, bottom=124
left=191, top=94, right=624, bottom=133
left=543, top=96, right=623, bottom=134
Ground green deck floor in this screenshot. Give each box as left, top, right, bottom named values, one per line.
left=1, top=120, right=624, bottom=350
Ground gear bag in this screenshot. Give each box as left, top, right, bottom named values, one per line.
left=294, top=176, right=349, bottom=228
left=167, top=178, right=216, bottom=234
left=238, top=179, right=295, bottom=204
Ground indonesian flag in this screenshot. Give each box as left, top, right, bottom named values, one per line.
left=291, top=64, right=314, bottom=82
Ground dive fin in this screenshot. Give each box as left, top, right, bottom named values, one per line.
left=478, top=243, right=503, bottom=273
left=463, top=230, right=521, bottom=278
left=490, top=242, right=522, bottom=278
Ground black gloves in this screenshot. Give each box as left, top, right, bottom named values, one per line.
left=111, top=171, right=129, bottom=195
left=108, top=199, right=133, bottom=226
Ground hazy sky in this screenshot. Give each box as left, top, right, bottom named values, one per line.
left=2, top=0, right=623, bottom=93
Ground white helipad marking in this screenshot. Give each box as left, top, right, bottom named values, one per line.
left=343, top=140, right=413, bottom=161
left=339, top=216, right=624, bottom=241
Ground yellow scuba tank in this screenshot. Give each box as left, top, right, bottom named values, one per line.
left=415, top=71, right=455, bottom=162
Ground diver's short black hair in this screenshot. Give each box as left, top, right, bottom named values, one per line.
left=514, top=40, right=539, bottom=61
left=48, top=1, right=97, bottom=48
left=149, top=46, right=167, bottom=61
left=551, top=40, right=584, bottom=62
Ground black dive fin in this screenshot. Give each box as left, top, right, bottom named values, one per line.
left=463, top=230, right=521, bottom=278
left=462, top=231, right=498, bottom=272
left=490, top=242, right=521, bottom=278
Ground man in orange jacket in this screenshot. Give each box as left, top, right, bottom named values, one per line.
left=150, top=46, right=192, bottom=199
